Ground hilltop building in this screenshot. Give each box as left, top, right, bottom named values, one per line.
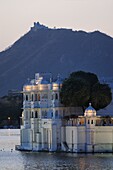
left=31, top=22, right=49, bottom=31
left=19, top=73, right=113, bottom=153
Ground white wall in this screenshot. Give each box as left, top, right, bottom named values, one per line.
left=77, top=127, right=86, bottom=152
left=21, top=128, right=32, bottom=150
left=94, top=126, right=113, bottom=152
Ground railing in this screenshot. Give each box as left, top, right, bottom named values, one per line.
left=38, top=101, right=50, bottom=108
left=23, top=101, right=31, bottom=108
left=31, top=101, right=40, bottom=108
left=52, top=100, right=59, bottom=107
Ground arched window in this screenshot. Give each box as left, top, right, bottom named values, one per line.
left=52, top=94, right=54, bottom=100
left=31, top=112, right=34, bottom=118
left=26, top=95, right=28, bottom=101
left=88, top=120, right=90, bottom=124
left=55, top=93, right=58, bottom=100
left=31, top=94, right=34, bottom=101
left=35, top=111, right=38, bottom=118
left=35, top=111, right=37, bottom=118
left=44, top=111, right=47, bottom=118
left=35, top=94, right=37, bottom=101
left=55, top=110, right=58, bottom=118
left=25, top=111, right=28, bottom=119
left=51, top=112, right=53, bottom=118
left=91, top=120, right=93, bottom=124
left=38, top=94, right=40, bottom=101
left=42, top=110, right=47, bottom=118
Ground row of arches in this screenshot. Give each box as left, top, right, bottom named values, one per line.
left=24, top=111, right=39, bottom=119
left=24, top=110, right=60, bottom=119
left=25, top=94, right=40, bottom=101
left=87, top=119, right=94, bottom=124
left=24, top=93, right=59, bottom=101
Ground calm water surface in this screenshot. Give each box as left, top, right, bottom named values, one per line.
left=0, top=129, right=113, bottom=170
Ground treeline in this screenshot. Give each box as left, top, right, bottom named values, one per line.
left=0, top=94, right=22, bottom=128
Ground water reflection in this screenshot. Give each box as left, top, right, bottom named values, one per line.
left=0, top=129, right=113, bottom=170
left=21, top=152, right=113, bottom=170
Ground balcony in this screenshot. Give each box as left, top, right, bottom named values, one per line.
left=52, top=100, right=60, bottom=107
left=31, top=101, right=40, bottom=108
left=23, top=101, right=31, bottom=108
left=38, top=101, right=50, bottom=108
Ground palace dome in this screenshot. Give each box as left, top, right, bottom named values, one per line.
left=40, top=79, right=49, bottom=84
left=84, top=103, right=96, bottom=117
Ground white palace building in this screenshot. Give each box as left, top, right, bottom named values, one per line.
left=19, top=73, right=113, bottom=153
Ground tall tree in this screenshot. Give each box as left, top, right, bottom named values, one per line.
left=91, top=83, right=112, bottom=110
left=60, top=78, right=90, bottom=107
left=60, top=71, right=112, bottom=111
left=70, top=71, right=99, bottom=87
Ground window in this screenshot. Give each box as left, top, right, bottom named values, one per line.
left=35, top=111, right=38, bottom=118
left=44, top=111, right=47, bottom=118
left=55, top=93, right=58, bottom=100
left=31, top=94, right=34, bottom=101
left=91, top=120, right=93, bottom=124
left=42, top=110, right=47, bottom=118
left=35, top=94, right=37, bottom=101
left=31, top=112, right=34, bottom=118
left=88, top=120, right=90, bottom=124
left=55, top=110, right=58, bottom=118
left=26, top=95, right=28, bottom=101
left=42, top=94, right=48, bottom=99
left=51, top=112, right=53, bottom=118
left=25, top=111, right=28, bottom=119
left=42, top=111, right=44, bottom=117
left=38, top=94, right=40, bottom=101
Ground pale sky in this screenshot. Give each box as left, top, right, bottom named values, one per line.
left=0, top=0, right=113, bottom=52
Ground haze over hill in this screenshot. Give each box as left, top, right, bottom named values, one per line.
left=0, top=23, right=113, bottom=96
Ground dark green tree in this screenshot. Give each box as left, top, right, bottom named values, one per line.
left=60, top=77, right=90, bottom=107
left=60, top=71, right=112, bottom=111
left=70, top=71, right=99, bottom=87
left=91, top=83, right=112, bottom=110
left=0, top=95, right=22, bottom=128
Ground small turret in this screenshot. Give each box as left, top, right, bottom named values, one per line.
left=84, top=103, right=96, bottom=117
left=84, top=103, right=96, bottom=127
left=85, top=103, right=96, bottom=152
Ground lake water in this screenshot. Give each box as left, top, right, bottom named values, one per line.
left=0, top=129, right=113, bottom=170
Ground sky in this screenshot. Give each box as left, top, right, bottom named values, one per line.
left=0, top=0, right=113, bottom=52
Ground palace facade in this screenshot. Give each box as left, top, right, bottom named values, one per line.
left=19, top=73, right=113, bottom=153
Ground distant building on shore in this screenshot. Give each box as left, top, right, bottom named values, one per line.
left=18, top=73, right=113, bottom=153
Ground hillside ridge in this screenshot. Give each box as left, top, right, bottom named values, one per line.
left=0, top=23, right=113, bottom=96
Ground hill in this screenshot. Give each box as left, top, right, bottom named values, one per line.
left=0, top=23, right=113, bottom=96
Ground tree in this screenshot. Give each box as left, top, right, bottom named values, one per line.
left=91, top=83, right=112, bottom=110
left=0, top=95, right=22, bottom=128
left=60, top=77, right=90, bottom=108
left=70, top=71, right=99, bottom=87
left=60, top=71, right=112, bottom=111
